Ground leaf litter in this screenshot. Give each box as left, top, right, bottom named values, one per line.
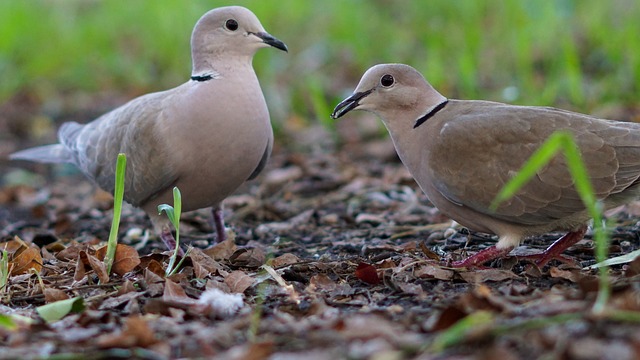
left=2, top=116, right=640, bottom=359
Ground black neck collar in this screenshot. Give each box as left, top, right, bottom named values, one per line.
left=413, top=100, right=448, bottom=129
left=190, top=74, right=213, bottom=82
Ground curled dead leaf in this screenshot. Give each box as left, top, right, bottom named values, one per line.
left=95, top=244, right=141, bottom=276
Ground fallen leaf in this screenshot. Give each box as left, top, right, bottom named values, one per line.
left=10, top=246, right=42, bottom=275
left=163, top=279, right=188, bottom=301
left=80, top=250, right=109, bottom=284
left=117, top=279, right=137, bottom=296
left=270, top=253, right=300, bottom=268
left=95, top=244, right=141, bottom=276
left=204, top=238, right=237, bottom=260
left=458, top=269, right=519, bottom=284
left=37, top=296, right=85, bottom=323
left=307, top=274, right=337, bottom=293
left=97, top=315, right=158, bottom=348
left=415, top=263, right=455, bottom=280
left=229, top=247, right=266, bottom=268
left=549, top=267, right=584, bottom=283
left=43, top=287, right=69, bottom=303
left=189, top=247, right=223, bottom=274
left=225, top=270, right=255, bottom=293
left=355, top=262, right=380, bottom=285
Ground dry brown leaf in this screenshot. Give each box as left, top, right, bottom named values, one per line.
left=458, top=269, right=519, bottom=284
left=189, top=247, right=223, bottom=274
left=0, top=237, right=27, bottom=256
left=307, top=274, right=338, bottom=293
left=117, top=279, right=137, bottom=296
left=10, top=246, right=42, bottom=275
left=95, top=244, right=141, bottom=276
left=74, top=254, right=86, bottom=282
left=414, top=263, right=454, bottom=280
left=192, top=260, right=210, bottom=279
left=549, top=267, right=585, bottom=283
left=270, top=253, right=300, bottom=268
left=163, top=279, right=188, bottom=301
left=97, top=316, right=158, bottom=348
left=224, top=270, right=255, bottom=293
left=99, top=291, right=144, bottom=311
left=43, top=287, right=69, bottom=303
left=204, top=238, right=237, bottom=260
left=80, top=250, right=109, bottom=284
left=228, top=247, right=266, bottom=268
left=55, top=243, right=89, bottom=262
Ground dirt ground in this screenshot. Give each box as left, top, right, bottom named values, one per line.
left=1, top=96, right=640, bottom=359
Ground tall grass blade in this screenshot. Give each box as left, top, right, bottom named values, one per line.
left=490, top=131, right=610, bottom=313
left=104, top=153, right=126, bottom=276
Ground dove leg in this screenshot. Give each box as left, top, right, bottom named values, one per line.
left=518, top=226, right=587, bottom=267
left=451, top=245, right=513, bottom=268
left=212, top=206, right=227, bottom=243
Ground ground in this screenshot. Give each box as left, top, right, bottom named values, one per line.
left=1, top=98, right=640, bottom=360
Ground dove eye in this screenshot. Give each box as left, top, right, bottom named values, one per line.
left=225, top=19, right=239, bottom=31
left=380, top=74, right=395, bottom=87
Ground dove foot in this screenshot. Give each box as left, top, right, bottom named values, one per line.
left=517, top=226, right=587, bottom=268
left=451, top=246, right=513, bottom=269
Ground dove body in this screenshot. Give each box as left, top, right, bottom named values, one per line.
left=333, top=64, right=640, bottom=268
left=10, top=6, right=287, bottom=248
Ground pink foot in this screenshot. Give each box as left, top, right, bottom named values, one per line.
left=451, top=245, right=513, bottom=269
left=517, top=226, right=587, bottom=267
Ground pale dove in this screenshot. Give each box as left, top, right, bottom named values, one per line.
left=10, top=6, right=287, bottom=250
left=332, top=63, right=640, bottom=268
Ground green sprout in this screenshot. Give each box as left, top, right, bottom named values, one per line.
left=0, top=250, right=9, bottom=298
left=158, top=187, right=188, bottom=276
left=104, top=153, right=126, bottom=276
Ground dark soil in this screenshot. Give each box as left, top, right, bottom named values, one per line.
left=1, top=95, right=640, bottom=359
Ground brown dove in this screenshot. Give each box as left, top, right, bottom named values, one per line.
left=10, top=6, right=287, bottom=250
left=332, top=63, right=640, bottom=268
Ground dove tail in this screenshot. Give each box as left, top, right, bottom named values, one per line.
left=9, top=144, right=73, bottom=164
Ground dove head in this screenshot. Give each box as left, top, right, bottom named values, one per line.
left=191, top=6, right=287, bottom=74
left=331, top=64, right=447, bottom=130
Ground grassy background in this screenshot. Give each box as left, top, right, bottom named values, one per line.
left=1, top=0, right=639, bottom=132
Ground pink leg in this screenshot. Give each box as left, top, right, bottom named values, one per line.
left=451, top=246, right=514, bottom=269
left=212, top=206, right=227, bottom=243
left=160, top=227, right=184, bottom=256
left=518, top=226, right=587, bottom=267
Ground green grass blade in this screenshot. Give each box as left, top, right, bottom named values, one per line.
left=428, top=311, right=494, bottom=353
left=490, top=131, right=610, bottom=313
left=104, top=153, right=126, bottom=276
left=490, top=131, right=565, bottom=210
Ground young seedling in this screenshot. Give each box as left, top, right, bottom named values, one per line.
left=158, top=187, right=188, bottom=276
left=0, top=250, right=9, bottom=299
left=104, top=153, right=127, bottom=276
left=490, top=131, right=610, bottom=313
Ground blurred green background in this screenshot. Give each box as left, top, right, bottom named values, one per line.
left=1, top=0, right=639, bottom=147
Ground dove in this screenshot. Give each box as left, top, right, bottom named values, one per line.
left=332, top=63, right=640, bottom=268
left=10, top=6, right=287, bottom=250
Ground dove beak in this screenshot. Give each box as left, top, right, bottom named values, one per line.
left=331, top=89, right=373, bottom=119
left=252, top=32, right=288, bottom=52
